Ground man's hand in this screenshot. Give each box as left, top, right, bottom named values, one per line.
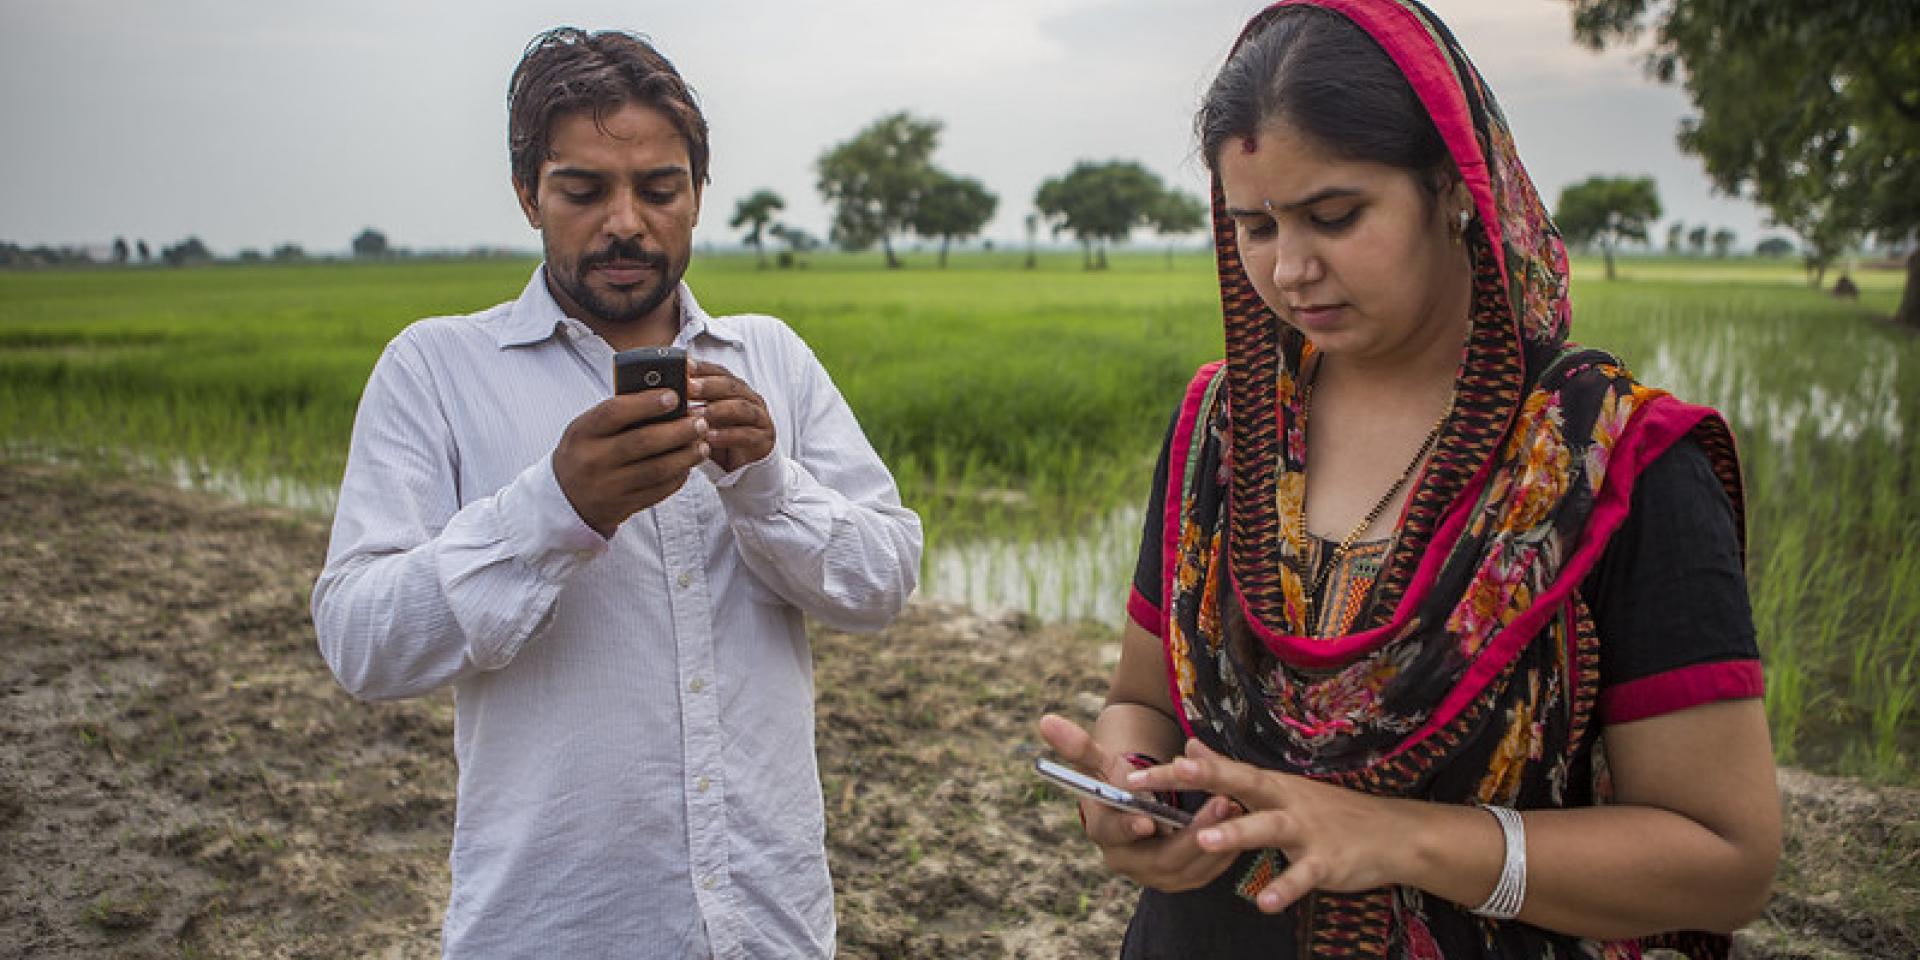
left=689, top=360, right=775, bottom=473
left=553, top=389, right=708, bottom=537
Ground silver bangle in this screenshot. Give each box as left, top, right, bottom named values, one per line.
left=1473, top=804, right=1527, bottom=920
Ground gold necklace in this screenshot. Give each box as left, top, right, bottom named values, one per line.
left=1295, top=377, right=1452, bottom=629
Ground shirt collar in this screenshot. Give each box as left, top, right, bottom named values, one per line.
left=674, top=283, right=744, bottom=348
left=493, top=264, right=744, bottom=350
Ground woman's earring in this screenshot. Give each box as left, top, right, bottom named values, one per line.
left=1450, top=209, right=1471, bottom=244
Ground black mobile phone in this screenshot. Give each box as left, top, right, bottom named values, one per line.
left=613, top=346, right=688, bottom=424
left=1032, top=757, right=1192, bottom=829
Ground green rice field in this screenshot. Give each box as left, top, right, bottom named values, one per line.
left=1, top=251, right=1913, bottom=783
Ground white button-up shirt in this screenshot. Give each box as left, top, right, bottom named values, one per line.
left=312, top=268, right=922, bottom=959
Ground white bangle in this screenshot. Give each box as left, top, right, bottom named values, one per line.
left=1473, top=804, right=1527, bottom=920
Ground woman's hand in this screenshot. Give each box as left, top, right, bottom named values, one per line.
left=1126, top=738, right=1423, bottom=913
left=1037, top=714, right=1243, bottom=893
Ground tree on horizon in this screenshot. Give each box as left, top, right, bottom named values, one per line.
left=816, top=113, right=942, bottom=269
left=1711, top=228, right=1736, bottom=258
left=1034, top=160, right=1176, bottom=270
left=1555, top=175, right=1661, bottom=280
left=1147, top=189, right=1208, bottom=269
left=730, top=189, right=785, bottom=269
left=908, top=172, right=997, bottom=268
left=161, top=237, right=212, bottom=267
left=352, top=228, right=389, bottom=259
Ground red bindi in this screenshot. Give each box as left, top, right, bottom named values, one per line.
left=1241, top=136, right=1258, bottom=153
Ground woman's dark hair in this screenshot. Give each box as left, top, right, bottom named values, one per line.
left=1197, top=7, right=1451, bottom=192
left=508, top=28, right=711, bottom=191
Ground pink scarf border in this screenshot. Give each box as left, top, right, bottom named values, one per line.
left=1154, top=361, right=1227, bottom=736
left=1382, top=395, right=1749, bottom=759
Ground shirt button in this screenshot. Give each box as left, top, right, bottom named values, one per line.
left=677, top=571, right=693, bottom=589
left=701, top=875, right=718, bottom=891
left=688, top=678, right=705, bottom=694
left=696, top=776, right=710, bottom=793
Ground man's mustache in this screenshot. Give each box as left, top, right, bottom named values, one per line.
left=580, top=240, right=668, bottom=272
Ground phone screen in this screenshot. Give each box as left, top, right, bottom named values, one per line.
left=1033, top=757, right=1192, bottom=829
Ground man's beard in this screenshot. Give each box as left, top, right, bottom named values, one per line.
left=550, top=237, right=685, bottom=327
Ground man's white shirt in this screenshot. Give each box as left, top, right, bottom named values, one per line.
left=313, top=268, right=921, bottom=958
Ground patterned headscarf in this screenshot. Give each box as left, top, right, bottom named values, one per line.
left=1150, top=1, right=1743, bottom=955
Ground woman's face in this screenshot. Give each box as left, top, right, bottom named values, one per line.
left=1218, top=121, right=1471, bottom=367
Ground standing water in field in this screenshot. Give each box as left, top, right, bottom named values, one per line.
left=921, top=505, right=1141, bottom=627
left=1631, top=322, right=1905, bottom=445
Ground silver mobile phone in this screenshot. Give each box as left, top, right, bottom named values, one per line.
left=1032, top=757, right=1192, bottom=830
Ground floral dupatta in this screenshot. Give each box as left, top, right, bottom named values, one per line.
left=1152, top=1, right=1744, bottom=956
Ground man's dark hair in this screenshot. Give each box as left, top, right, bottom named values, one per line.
left=508, top=27, right=711, bottom=191
left=1197, top=7, right=1451, bottom=194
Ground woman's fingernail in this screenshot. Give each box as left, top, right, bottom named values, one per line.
left=1126, top=770, right=1148, bottom=785
left=1197, top=828, right=1222, bottom=847
left=660, top=391, right=678, bottom=407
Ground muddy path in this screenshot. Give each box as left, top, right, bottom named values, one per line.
left=1, top=462, right=1913, bottom=958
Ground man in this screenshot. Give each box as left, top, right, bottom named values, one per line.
left=312, top=28, right=922, bottom=958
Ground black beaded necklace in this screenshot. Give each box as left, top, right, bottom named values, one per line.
left=1294, top=373, right=1452, bottom=630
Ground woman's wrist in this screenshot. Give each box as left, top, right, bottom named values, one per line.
left=1390, top=798, right=1508, bottom=908
left=1091, top=701, right=1186, bottom=765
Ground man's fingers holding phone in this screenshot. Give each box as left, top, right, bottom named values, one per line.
left=608, top=406, right=706, bottom=464
left=555, top=395, right=706, bottom=537
left=613, top=388, right=688, bottom=427
left=613, top=421, right=707, bottom=479
left=687, top=360, right=775, bottom=471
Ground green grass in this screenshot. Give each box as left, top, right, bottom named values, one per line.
left=1, top=251, right=1914, bottom=782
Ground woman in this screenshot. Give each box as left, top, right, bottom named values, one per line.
left=1036, top=1, right=1780, bottom=956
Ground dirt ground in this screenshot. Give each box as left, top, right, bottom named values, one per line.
left=1, top=462, right=1914, bottom=959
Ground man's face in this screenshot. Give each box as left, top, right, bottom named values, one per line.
left=515, top=101, right=702, bottom=339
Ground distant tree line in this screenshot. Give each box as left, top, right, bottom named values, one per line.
left=729, top=111, right=1208, bottom=271
left=0, top=236, right=220, bottom=268
left=1553, top=175, right=1826, bottom=284
left=8, top=113, right=1209, bottom=277
left=0, top=227, right=536, bottom=270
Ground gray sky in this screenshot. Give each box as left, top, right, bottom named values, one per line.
left=1, top=0, right=1777, bottom=256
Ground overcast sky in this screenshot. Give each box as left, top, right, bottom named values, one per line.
left=1, top=0, right=1778, bottom=256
